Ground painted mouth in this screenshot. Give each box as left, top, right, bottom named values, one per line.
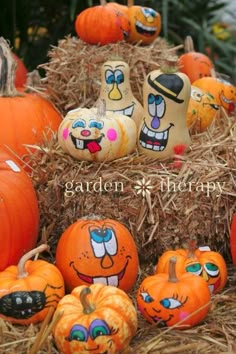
left=108, top=103, right=134, bottom=118
left=208, top=277, right=221, bottom=294
left=70, top=133, right=104, bottom=153
left=203, top=103, right=219, bottom=111
left=135, top=20, right=157, bottom=37
left=220, top=93, right=235, bottom=106
left=139, top=121, right=173, bottom=151
left=71, top=260, right=129, bottom=287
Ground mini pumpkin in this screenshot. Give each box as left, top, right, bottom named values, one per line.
left=192, top=76, right=236, bottom=114
left=230, top=213, right=236, bottom=265
left=0, top=150, right=39, bottom=271
left=179, top=36, right=214, bottom=83
left=74, top=0, right=130, bottom=45
left=137, top=65, right=191, bottom=160
left=0, top=38, right=62, bottom=164
left=186, top=86, right=219, bottom=133
left=58, top=99, right=137, bottom=162
left=0, top=244, right=65, bottom=325
left=53, top=284, right=138, bottom=354
left=55, top=215, right=139, bottom=293
left=99, top=58, right=144, bottom=127
left=137, top=257, right=211, bottom=329
left=155, top=241, right=227, bottom=294
left=12, top=52, right=27, bottom=88
left=126, top=0, right=161, bottom=45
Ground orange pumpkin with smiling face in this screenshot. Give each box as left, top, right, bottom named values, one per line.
left=55, top=216, right=139, bottom=293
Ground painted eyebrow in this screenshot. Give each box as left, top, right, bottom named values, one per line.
left=104, top=64, right=125, bottom=69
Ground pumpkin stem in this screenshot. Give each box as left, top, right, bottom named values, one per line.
left=184, top=36, right=195, bottom=53
left=17, top=244, right=49, bottom=279
left=80, top=287, right=96, bottom=314
left=100, top=0, right=107, bottom=6
left=159, top=55, right=180, bottom=74
left=187, top=238, right=197, bottom=258
left=96, top=99, right=106, bottom=120
left=0, top=37, right=20, bottom=97
left=127, top=0, right=134, bottom=7
left=168, top=257, right=179, bottom=283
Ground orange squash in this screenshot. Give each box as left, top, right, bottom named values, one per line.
left=12, top=53, right=27, bottom=88
left=0, top=150, right=39, bottom=271
left=0, top=244, right=65, bottom=325
left=137, top=257, right=211, bottom=329
left=53, top=284, right=138, bottom=354
left=230, top=213, right=236, bottom=265
left=155, top=240, right=227, bottom=294
left=56, top=215, right=139, bottom=293
left=0, top=38, right=62, bottom=164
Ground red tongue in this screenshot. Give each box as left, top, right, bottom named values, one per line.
left=228, top=102, right=235, bottom=114
left=87, top=141, right=101, bottom=153
left=147, top=140, right=160, bottom=146
left=79, top=274, right=93, bottom=284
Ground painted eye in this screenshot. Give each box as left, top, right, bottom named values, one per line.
left=67, top=324, right=88, bottom=342
left=105, top=69, right=115, bottom=84
left=114, top=70, right=124, bottom=84
left=90, top=319, right=111, bottom=340
left=140, top=291, right=154, bottom=303
left=160, top=297, right=182, bottom=309
left=204, top=263, right=219, bottom=277
left=156, top=95, right=165, bottom=117
left=142, top=7, right=157, bottom=18
left=186, top=263, right=202, bottom=276
left=148, top=93, right=156, bottom=116
left=89, top=120, right=104, bottom=130
left=191, top=89, right=203, bottom=102
left=72, top=119, right=86, bottom=129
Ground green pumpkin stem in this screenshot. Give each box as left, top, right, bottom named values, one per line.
left=17, top=244, right=49, bottom=279
left=80, top=287, right=96, bottom=314
left=168, top=257, right=179, bottom=283
left=0, top=37, right=20, bottom=97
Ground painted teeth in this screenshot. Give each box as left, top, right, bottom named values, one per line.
left=93, top=275, right=118, bottom=287
left=142, top=125, right=167, bottom=141
left=76, top=139, right=84, bottom=149
left=136, top=20, right=157, bottom=33
left=109, top=104, right=134, bottom=118
left=221, top=95, right=233, bottom=104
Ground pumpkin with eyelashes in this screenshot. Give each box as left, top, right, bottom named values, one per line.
left=55, top=216, right=139, bottom=293
left=137, top=257, right=211, bottom=329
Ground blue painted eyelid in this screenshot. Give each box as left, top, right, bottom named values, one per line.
left=72, top=120, right=86, bottom=129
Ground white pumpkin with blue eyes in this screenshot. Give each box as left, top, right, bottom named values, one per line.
left=137, top=69, right=191, bottom=160
left=99, top=59, right=144, bottom=128
left=58, top=100, right=137, bottom=162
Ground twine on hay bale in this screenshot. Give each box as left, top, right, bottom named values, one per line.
left=39, top=36, right=181, bottom=115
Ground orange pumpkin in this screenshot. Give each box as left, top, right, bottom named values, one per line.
left=126, top=0, right=161, bottom=45
left=186, top=86, right=219, bottom=133
left=55, top=216, right=139, bottom=293
left=74, top=0, right=130, bottom=45
left=230, top=213, right=236, bottom=265
left=179, top=36, right=214, bottom=83
left=192, top=76, right=236, bottom=114
left=137, top=257, right=211, bottom=329
left=0, top=38, right=62, bottom=164
left=155, top=241, right=227, bottom=294
left=0, top=244, right=65, bottom=325
left=53, top=284, right=138, bottom=354
left=0, top=151, right=39, bottom=271
left=12, top=53, right=27, bottom=88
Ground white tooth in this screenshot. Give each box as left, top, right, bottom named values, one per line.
left=147, top=130, right=155, bottom=137
left=163, top=131, right=168, bottom=140
left=124, top=105, right=134, bottom=117
left=140, top=140, right=146, bottom=147
left=113, top=109, right=123, bottom=115
left=153, top=145, right=161, bottom=151
left=208, top=285, right=214, bottom=294
left=108, top=275, right=118, bottom=287
left=160, top=146, right=164, bottom=151
left=143, top=125, right=148, bottom=134
left=155, top=132, right=163, bottom=140
left=147, top=144, right=152, bottom=149
left=76, top=139, right=84, bottom=149
left=93, top=277, right=107, bottom=285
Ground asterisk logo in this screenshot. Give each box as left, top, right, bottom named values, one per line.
left=133, top=178, right=153, bottom=198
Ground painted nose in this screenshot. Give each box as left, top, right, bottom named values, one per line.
left=202, top=269, right=209, bottom=282
left=108, top=83, right=122, bottom=100
left=81, top=129, right=91, bottom=137
left=101, top=254, right=114, bottom=269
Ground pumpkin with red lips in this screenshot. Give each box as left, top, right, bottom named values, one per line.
left=55, top=216, right=139, bottom=293
left=137, top=257, right=211, bottom=329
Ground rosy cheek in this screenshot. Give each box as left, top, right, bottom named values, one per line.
left=179, top=311, right=189, bottom=321
left=106, top=128, right=117, bottom=141
left=62, top=128, right=69, bottom=140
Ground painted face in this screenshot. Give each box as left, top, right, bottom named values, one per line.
left=65, top=319, right=118, bottom=354
left=187, top=86, right=219, bottom=132
left=216, top=78, right=236, bottom=113
left=58, top=107, right=137, bottom=162
left=127, top=6, right=161, bottom=44
left=58, top=220, right=139, bottom=293
left=99, top=60, right=144, bottom=127
left=138, top=70, right=191, bottom=159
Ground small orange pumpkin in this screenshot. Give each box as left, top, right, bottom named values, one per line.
left=0, top=244, right=65, bottom=325
left=12, top=52, right=27, bottom=88
left=53, top=284, right=138, bottom=354
left=179, top=36, right=214, bottom=83
left=0, top=151, right=39, bottom=271
left=155, top=240, right=227, bottom=294
left=74, top=0, right=130, bottom=45
left=137, top=257, right=211, bottom=329
left=186, top=86, right=219, bottom=133
left=230, top=213, right=236, bottom=265
left=56, top=215, right=139, bottom=293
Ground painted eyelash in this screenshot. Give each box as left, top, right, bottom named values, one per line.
left=172, top=293, right=188, bottom=307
